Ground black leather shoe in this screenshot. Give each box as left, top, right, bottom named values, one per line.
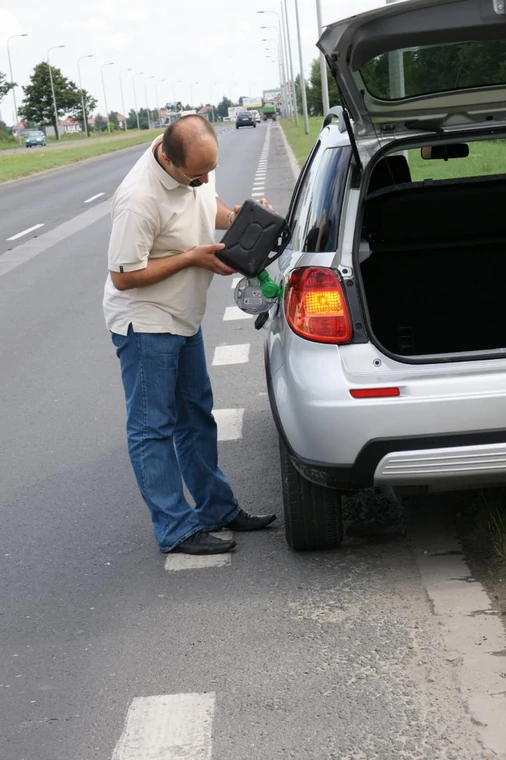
left=168, top=531, right=236, bottom=555
left=226, top=509, right=276, bottom=532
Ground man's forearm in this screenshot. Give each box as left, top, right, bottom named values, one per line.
left=110, top=253, right=192, bottom=291
left=216, top=198, right=234, bottom=230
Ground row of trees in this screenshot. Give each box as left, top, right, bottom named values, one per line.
left=0, top=62, right=96, bottom=137
left=1, top=62, right=242, bottom=136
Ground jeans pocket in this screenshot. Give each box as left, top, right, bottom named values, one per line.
left=111, top=331, right=128, bottom=350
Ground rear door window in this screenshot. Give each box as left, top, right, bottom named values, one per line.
left=300, top=146, right=351, bottom=253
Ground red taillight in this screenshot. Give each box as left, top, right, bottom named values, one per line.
left=285, top=267, right=352, bottom=344
left=350, top=388, right=400, bottom=398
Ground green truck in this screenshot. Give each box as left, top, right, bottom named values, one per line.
left=262, top=103, right=277, bottom=121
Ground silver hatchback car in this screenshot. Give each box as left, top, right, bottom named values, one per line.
left=238, top=0, right=506, bottom=551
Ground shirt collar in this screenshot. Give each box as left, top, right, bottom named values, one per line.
left=148, top=136, right=188, bottom=192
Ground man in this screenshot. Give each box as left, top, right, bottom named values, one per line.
left=103, top=115, right=276, bottom=556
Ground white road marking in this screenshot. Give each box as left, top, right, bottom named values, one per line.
left=231, top=276, right=242, bottom=289
left=111, top=692, right=215, bottom=759
left=212, top=343, right=250, bottom=366
left=0, top=201, right=110, bottom=279
left=6, top=224, right=44, bottom=241
left=223, top=306, right=253, bottom=321
left=253, top=182, right=265, bottom=187
left=252, top=192, right=266, bottom=198
left=164, top=532, right=234, bottom=571
left=214, top=408, right=244, bottom=441
left=84, top=192, right=105, bottom=203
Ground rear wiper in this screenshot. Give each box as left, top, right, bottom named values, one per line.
left=404, top=120, right=445, bottom=134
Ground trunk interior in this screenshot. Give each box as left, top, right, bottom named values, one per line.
left=359, top=162, right=506, bottom=358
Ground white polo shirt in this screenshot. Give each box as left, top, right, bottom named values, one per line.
left=103, top=136, right=217, bottom=336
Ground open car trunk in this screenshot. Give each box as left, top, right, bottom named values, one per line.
left=359, top=169, right=506, bottom=358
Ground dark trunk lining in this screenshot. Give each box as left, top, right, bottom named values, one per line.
left=361, top=246, right=506, bottom=356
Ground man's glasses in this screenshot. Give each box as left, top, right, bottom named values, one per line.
left=175, top=162, right=220, bottom=183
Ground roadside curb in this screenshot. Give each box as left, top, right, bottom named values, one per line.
left=276, top=122, right=302, bottom=182
left=403, top=492, right=506, bottom=758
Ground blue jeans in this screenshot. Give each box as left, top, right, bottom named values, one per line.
left=111, top=326, right=240, bottom=551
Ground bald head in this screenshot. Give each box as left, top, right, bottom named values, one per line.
left=162, top=115, right=217, bottom=168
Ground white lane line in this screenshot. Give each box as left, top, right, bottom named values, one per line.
left=6, top=224, right=44, bottom=241
left=164, top=532, right=234, bottom=571
left=0, top=202, right=110, bottom=279
left=223, top=306, right=253, bottom=321
left=111, top=693, right=215, bottom=759
left=213, top=343, right=250, bottom=366
left=84, top=192, right=105, bottom=204
left=231, top=276, right=242, bottom=289
left=214, top=408, right=244, bottom=441
left=252, top=192, right=266, bottom=198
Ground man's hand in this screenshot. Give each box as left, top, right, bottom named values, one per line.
left=186, top=243, right=236, bottom=276
left=256, top=198, right=274, bottom=211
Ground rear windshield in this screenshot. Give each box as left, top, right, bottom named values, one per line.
left=360, top=40, right=506, bottom=100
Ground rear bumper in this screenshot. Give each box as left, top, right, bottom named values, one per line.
left=375, top=442, right=506, bottom=486
left=265, top=342, right=506, bottom=490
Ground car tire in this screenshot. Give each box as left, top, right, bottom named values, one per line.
left=236, top=126, right=239, bottom=129
left=279, top=436, right=344, bottom=551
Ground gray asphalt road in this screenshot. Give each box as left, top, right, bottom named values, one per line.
left=0, top=123, right=503, bottom=760
left=0, top=126, right=233, bottom=253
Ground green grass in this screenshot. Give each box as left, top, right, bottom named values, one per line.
left=408, top=140, right=506, bottom=181
left=281, top=117, right=506, bottom=179
left=280, top=116, right=322, bottom=166
left=0, top=129, right=163, bottom=183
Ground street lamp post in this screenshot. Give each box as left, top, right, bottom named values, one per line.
left=386, top=0, right=405, bottom=98
left=7, top=34, right=28, bottom=146
left=294, top=0, right=309, bottom=135
left=259, top=9, right=294, bottom=122
left=261, top=26, right=289, bottom=118
left=315, top=0, right=330, bottom=116
left=263, top=40, right=282, bottom=99
left=145, top=76, right=153, bottom=129
left=120, top=68, right=132, bottom=131
left=282, top=0, right=298, bottom=125
left=133, top=72, right=143, bottom=130
left=101, top=62, right=114, bottom=134
left=155, top=79, right=165, bottom=126
left=48, top=45, right=65, bottom=141
left=77, top=54, right=93, bottom=137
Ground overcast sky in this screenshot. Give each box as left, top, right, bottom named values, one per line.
left=0, top=0, right=387, bottom=125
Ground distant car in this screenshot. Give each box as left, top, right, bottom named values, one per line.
left=25, top=130, right=46, bottom=148
left=236, top=112, right=256, bottom=129
left=250, top=110, right=261, bottom=124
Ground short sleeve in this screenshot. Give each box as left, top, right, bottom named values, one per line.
left=107, top=207, right=156, bottom=273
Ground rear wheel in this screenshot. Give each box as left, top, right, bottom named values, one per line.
left=279, top=436, right=343, bottom=551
